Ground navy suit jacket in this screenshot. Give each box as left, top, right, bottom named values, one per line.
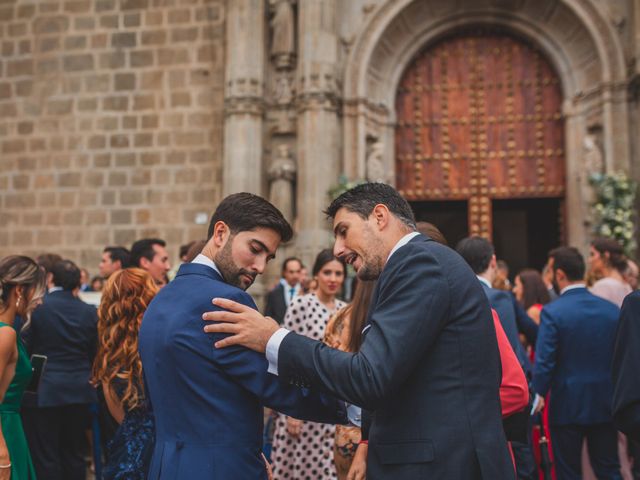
left=277, top=235, right=514, bottom=479
left=533, top=287, right=620, bottom=426
left=612, top=290, right=640, bottom=441
left=264, top=283, right=287, bottom=325
left=138, top=263, right=346, bottom=480
left=482, top=285, right=534, bottom=375
left=23, top=290, right=98, bottom=407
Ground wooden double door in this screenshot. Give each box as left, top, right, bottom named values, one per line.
left=395, top=29, right=566, bottom=272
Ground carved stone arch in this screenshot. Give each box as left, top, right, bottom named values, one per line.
left=342, top=0, right=629, bottom=248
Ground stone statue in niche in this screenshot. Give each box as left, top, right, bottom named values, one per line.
left=581, top=132, right=604, bottom=226
left=268, top=144, right=296, bottom=224
left=273, top=72, right=294, bottom=105
left=270, top=0, right=295, bottom=70
left=366, top=140, right=390, bottom=183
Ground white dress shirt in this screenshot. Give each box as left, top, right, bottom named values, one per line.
left=559, top=283, right=586, bottom=295
left=266, top=231, right=421, bottom=375
left=191, top=253, right=222, bottom=277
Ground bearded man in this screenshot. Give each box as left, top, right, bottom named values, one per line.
left=138, top=193, right=346, bottom=480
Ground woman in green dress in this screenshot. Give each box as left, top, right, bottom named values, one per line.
left=0, top=256, right=46, bottom=480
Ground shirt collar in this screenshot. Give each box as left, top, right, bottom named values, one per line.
left=476, top=276, right=493, bottom=289
left=191, top=254, right=222, bottom=277
left=387, top=232, right=421, bottom=262
left=560, top=283, right=586, bottom=295
left=279, top=278, right=299, bottom=290
left=48, top=286, right=63, bottom=294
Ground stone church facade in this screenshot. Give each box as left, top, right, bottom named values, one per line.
left=1, top=0, right=639, bottom=283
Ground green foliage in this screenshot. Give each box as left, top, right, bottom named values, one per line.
left=327, top=175, right=366, bottom=201
left=589, top=171, right=638, bottom=255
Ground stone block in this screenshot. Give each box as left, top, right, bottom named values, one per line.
left=12, top=174, right=30, bottom=189
left=131, top=170, right=151, bottom=185
left=78, top=98, right=98, bottom=112
left=85, top=74, right=110, bottom=92
left=63, top=53, right=94, bottom=71
left=176, top=168, right=197, bottom=184
left=91, top=33, right=108, bottom=48
left=58, top=172, right=81, bottom=187
left=34, top=174, right=54, bottom=188
left=115, top=72, right=136, bottom=90
left=168, top=9, right=190, bottom=24
left=154, top=168, right=170, bottom=184
left=99, top=51, right=125, bottom=69
left=175, top=132, right=204, bottom=147
left=115, top=152, right=136, bottom=167
left=18, top=40, right=31, bottom=55
left=124, top=13, right=141, bottom=27
left=85, top=171, right=104, bottom=187
left=87, top=210, right=107, bottom=224
left=33, top=16, right=69, bottom=35
left=122, top=116, right=137, bottom=129
left=134, top=133, right=153, bottom=147
left=0, top=83, right=11, bottom=98
left=17, top=158, right=37, bottom=170
left=103, top=96, right=128, bottom=111
left=74, top=16, right=95, bottom=30
left=120, top=190, right=144, bottom=204
left=37, top=36, right=59, bottom=53
left=110, top=134, right=130, bottom=148
left=100, top=14, right=118, bottom=28
left=2, top=41, right=13, bottom=56
left=62, top=211, right=84, bottom=226
left=166, top=151, right=186, bottom=165
left=16, top=5, right=36, bottom=19
left=17, top=122, right=33, bottom=135
left=158, top=47, right=189, bottom=65
left=29, top=138, right=46, bottom=151
left=88, top=135, right=106, bottom=149
left=145, top=11, right=163, bottom=26
left=64, top=1, right=91, bottom=13
left=12, top=231, right=34, bottom=247
left=171, top=91, right=191, bottom=107
left=6, top=192, right=36, bottom=208
left=1, top=104, right=18, bottom=117
left=112, top=32, right=136, bottom=48
left=130, top=50, right=154, bottom=67
left=7, top=59, right=33, bottom=76
left=15, top=80, right=32, bottom=96
left=95, top=0, right=115, bottom=12
left=8, top=23, right=28, bottom=36
left=141, top=115, right=159, bottom=129
left=36, top=58, right=60, bottom=74
left=140, top=71, right=163, bottom=89
left=93, top=154, right=111, bottom=167
left=37, top=230, right=62, bottom=247
left=140, top=152, right=161, bottom=166
left=168, top=70, right=186, bottom=88
left=133, top=94, right=155, bottom=110
left=111, top=209, right=132, bottom=224
left=44, top=210, right=61, bottom=225
left=114, top=229, right=136, bottom=246
left=122, top=0, right=149, bottom=9
left=101, top=190, right=116, bottom=205
left=96, top=117, right=118, bottom=131
left=108, top=172, right=128, bottom=187
left=47, top=99, right=73, bottom=115
left=136, top=209, right=151, bottom=224
left=189, top=150, right=211, bottom=164
left=2, top=139, right=26, bottom=154
left=64, top=35, right=87, bottom=50
left=141, top=30, right=166, bottom=46
left=171, top=27, right=198, bottom=43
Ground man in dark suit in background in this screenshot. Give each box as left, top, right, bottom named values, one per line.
left=264, top=257, right=302, bottom=324
left=205, top=183, right=514, bottom=479
left=22, top=260, right=98, bottom=480
left=98, top=246, right=130, bottom=279
left=456, top=236, right=537, bottom=479
left=130, top=238, right=171, bottom=286
left=533, top=247, right=622, bottom=479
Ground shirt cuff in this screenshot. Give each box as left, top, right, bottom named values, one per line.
left=266, top=327, right=290, bottom=375
left=347, top=404, right=362, bottom=427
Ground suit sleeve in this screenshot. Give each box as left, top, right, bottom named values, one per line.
left=612, top=292, right=640, bottom=442
left=532, top=307, right=559, bottom=397
left=513, top=297, right=538, bottom=345
left=205, top=291, right=346, bottom=425
left=264, top=290, right=275, bottom=319
left=492, top=309, right=529, bottom=417
left=278, top=248, right=450, bottom=410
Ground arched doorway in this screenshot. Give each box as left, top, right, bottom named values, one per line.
left=396, top=29, right=565, bottom=272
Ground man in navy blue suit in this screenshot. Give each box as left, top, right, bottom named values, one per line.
left=205, top=183, right=514, bottom=479
left=533, top=247, right=622, bottom=479
left=138, top=193, right=346, bottom=479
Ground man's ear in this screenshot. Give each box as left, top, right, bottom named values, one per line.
left=114, top=260, right=122, bottom=270
left=212, top=221, right=231, bottom=248
left=139, top=257, right=151, bottom=269
left=371, top=204, right=390, bottom=231
left=489, top=254, right=497, bottom=270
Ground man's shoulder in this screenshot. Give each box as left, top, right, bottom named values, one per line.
left=268, top=283, right=283, bottom=296
left=157, top=274, right=255, bottom=309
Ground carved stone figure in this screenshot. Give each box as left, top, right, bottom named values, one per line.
left=366, top=141, right=390, bottom=183
left=268, top=144, right=297, bottom=224
left=270, top=0, right=295, bottom=69
left=273, top=73, right=294, bottom=105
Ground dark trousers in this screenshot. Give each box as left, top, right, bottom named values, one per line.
left=550, top=423, right=622, bottom=480
left=22, top=404, right=91, bottom=480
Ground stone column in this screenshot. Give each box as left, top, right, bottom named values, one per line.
left=223, top=0, right=265, bottom=195
left=295, top=0, right=340, bottom=265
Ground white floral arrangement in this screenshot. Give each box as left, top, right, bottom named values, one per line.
left=589, top=171, right=638, bottom=255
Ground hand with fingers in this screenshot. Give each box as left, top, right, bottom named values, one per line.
left=202, top=298, right=280, bottom=352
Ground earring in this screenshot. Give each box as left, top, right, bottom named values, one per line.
left=15, top=295, right=21, bottom=309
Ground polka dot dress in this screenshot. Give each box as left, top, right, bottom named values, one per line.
left=272, top=293, right=346, bottom=480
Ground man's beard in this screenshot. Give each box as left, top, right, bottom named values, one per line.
left=214, top=240, right=257, bottom=290
left=355, top=226, right=385, bottom=280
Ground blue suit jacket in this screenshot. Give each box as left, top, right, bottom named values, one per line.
left=23, top=290, right=98, bottom=407
left=533, top=287, right=620, bottom=425
left=138, top=263, right=346, bottom=479
left=482, top=284, right=534, bottom=375
left=277, top=235, right=514, bottom=479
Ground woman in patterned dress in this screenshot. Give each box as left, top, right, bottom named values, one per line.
left=271, top=249, right=346, bottom=480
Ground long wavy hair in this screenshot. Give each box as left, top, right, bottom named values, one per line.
left=92, top=268, right=158, bottom=410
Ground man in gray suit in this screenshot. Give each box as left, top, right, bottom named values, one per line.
left=204, top=183, right=514, bottom=479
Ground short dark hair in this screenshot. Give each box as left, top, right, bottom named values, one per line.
left=104, top=246, right=131, bottom=268
left=36, top=253, right=63, bottom=274
left=591, top=237, right=628, bottom=274
left=179, top=241, right=196, bottom=259
left=548, top=246, right=585, bottom=281
left=416, top=221, right=448, bottom=246
left=51, top=260, right=81, bottom=291
left=207, top=193, right=293, bottom=243
left=325, top=183, right=416, bottom=229
left=282, top=257, right=302, bottom=274
left=455, top=236, right=494, bottom=274
left=312, top=248, right=346, bottom=276
left=130, top=239, right=166, bottom=268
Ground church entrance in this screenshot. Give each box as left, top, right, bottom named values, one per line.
left=396, top=28, right=566, bottom=273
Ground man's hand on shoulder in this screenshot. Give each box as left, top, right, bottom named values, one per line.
left=202, top=298, right=279, bottom=353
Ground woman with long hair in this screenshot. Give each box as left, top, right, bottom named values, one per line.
left=92, top=268, right=159, bottom=480
left=271, top=249, right=346, bottom=480
left=324, top=280, right=376, bottom=479
left=512, top=269, right=551, bottom=325
left=0, top=255, right=46, bottom=480
left=589, top=237, right=632, bottom=307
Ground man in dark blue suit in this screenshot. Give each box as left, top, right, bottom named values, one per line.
left=456, top=236, right=537, bottom=479
left=138, top=193, right=346, bottom=479
left=22, top=259, right=98, bottom=480
left=533, top=247, right=622, bottom=479
left=205, top=183, right=514, bottom=479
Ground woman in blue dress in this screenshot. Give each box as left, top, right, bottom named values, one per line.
left=92, top=268, right=159, bottom=479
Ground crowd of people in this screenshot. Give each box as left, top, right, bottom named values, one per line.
left=0, top=182, right=638, bottom=480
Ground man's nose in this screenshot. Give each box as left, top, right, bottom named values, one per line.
left=333, top=239, right=345, bottom=258
left=253, top=256, right=267, bottom=274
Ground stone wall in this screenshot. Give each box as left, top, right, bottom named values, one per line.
left=0, top=0, right=225, bottom=273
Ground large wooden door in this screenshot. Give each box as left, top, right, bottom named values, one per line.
left=396, top=29, right=565, bottom=239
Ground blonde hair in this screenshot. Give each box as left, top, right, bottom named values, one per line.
left=92, top=268, right=158, bottom=410
left=0, top=255, right=46, bottom=330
